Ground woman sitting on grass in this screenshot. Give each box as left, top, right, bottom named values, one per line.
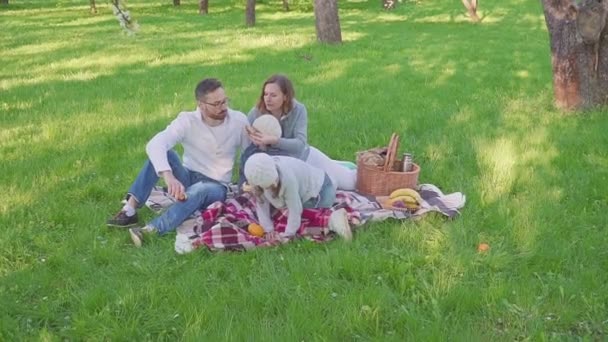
left=239, top=74, right=356, bottom=191
left=244, top=153, right=352, bottom=241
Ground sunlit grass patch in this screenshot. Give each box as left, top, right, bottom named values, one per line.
left=476, top=137, right=517, bottom=204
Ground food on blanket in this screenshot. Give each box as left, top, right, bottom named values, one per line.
left=391, top=199, right=407, bottom=208
left=248, top=223, right=265, bottom=237
left=388, top=188, right=421, bottom=211
left=389, top=194, right=419, bottom=205
left=389, top=198, right=420, bottom=211
left=387, top=188, right=422, bottom=211
left=389, top=188, right=422, bottom=203
left=477, top=243, right=490, bottom=252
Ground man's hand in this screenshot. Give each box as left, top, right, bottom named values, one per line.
left=161, top=171, right=186, bottom=200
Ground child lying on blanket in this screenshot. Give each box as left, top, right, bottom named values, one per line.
left=244, top=153, right=352, bottom=241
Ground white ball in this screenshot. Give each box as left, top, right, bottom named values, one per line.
left=252, top=115, right=282, bottom=138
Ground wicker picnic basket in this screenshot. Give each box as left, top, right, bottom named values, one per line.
left=356, top=133, right=420, bottom=196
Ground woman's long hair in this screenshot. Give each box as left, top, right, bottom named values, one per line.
left=255, top=74, right=295, bottom=115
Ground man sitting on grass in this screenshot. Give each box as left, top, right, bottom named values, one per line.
left=106, top=78, right=250, bottom=247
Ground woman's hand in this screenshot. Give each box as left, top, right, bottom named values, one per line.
left=249, top=130, right=279, bottom=147
left=246, top=126, right=264, bottom=150
left=246, top=126, right=264, bottom=148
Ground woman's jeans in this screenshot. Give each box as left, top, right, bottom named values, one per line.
left=127, top=150, right=227, bottom=235
left=303, top=173, right=336, bottom=209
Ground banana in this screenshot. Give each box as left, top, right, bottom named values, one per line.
left=390, top=195, right=418, bottom=205
left=388, top=197, right=420, bottom=211
left=389, top=188, right=422, bottom=203
left=388, top=198, right=407, bottom=209
left=389, top=188, right=407, bottom=199
left=404, top=202, right=420, bottom=210
left=388, top=188, right=422, bottom=212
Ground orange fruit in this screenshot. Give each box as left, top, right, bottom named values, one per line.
left=477, top=243, right=490, bottom=252
left=248, top=223, right=265, bottom=237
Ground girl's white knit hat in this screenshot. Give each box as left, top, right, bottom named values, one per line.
left=244, top=153, right=278, bottom=188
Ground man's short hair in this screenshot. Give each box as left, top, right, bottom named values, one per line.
left=195, top=78, right=223, bottom=101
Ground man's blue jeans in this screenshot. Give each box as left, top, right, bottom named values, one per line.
left=127, top=150, right=227, bottom=235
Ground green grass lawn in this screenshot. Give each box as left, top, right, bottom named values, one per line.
left=2, top=0, right=608, bottom=339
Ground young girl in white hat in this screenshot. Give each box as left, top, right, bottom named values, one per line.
left=244, top=152, right=352, bottom=240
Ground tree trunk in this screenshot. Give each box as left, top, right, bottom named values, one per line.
left=199, top=0, right=209, bottom=14
left=542, top=0, right=608, bottom=110
left=173, top=0, right=180, bottom=5
left=245, top=0, right=255, bottom=26
left=198, top=0, right=209, bottom=15
left=1, top=0, right=8, bottom=5
left=90, top=0, right=97, bottom=13
left=314, top=0, right=342, bottom=44
left=461, top=0, right=479, bottom=22
left=282, top=0, right=289, bottom=11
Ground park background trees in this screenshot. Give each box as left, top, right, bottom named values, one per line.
left=541, top=0, right=608, bottom=110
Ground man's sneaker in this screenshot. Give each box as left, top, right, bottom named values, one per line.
left=107, top=210, right=138, bottom=228
left=129, top=225, right=157, bottom=247
left=329, top=208, right=353, bottom=242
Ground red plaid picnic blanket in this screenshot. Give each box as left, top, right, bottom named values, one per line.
left=184, top=192, right=362, bottom=252
left=168, top=184, right=465, bottom=253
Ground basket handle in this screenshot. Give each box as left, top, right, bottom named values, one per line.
left=383, top=133, right=399, bottom=172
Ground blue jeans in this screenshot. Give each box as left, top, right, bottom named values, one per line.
left=303, top=173, right=336, bottom=209
left=127, top=150, right=227, bottom=235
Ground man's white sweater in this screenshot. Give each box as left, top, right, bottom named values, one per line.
left=146, top=108, right=249, bottom=183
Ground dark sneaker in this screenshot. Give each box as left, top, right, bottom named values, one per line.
left=129, top=225, right=157, bottom=247
left=107, top=210, right=138, bottom=228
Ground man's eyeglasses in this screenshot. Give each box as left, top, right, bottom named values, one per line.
left=200, top=98, right=230, bottom=108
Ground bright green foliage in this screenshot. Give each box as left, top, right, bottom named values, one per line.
left=1, top=0, right=608, bottom=340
